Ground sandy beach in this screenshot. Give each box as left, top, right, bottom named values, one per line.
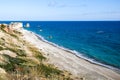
left=20, top=29, right=120, bottom=80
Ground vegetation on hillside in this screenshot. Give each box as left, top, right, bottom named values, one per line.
left=0, top=24, right=73, bottom=80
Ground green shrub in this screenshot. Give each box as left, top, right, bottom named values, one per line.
left=0, top=38, right=5, bottom=46
left=0, top=46, right=4, bottom=51
left=0, top=24, right=6, bottom=29
left=0, top=54, right=26, bottom=72
left=35, top=54, right=46, bottom=61
left=16, top=49, right=26, bottom=56
left=0, top=24, right=6, bottom=32
left=0, top=54, right=72, bottom=80
left=35, top=63, right=62, bottom=77
left=28, top=47, right=46, bottom=61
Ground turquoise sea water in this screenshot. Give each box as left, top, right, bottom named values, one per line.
left=1, top=21, right=120, bottom=70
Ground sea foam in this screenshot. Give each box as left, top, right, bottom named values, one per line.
left=29, top=30, right=120, bottom=73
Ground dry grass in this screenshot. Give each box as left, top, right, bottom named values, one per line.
left=0, top=28, right=73, bottom=80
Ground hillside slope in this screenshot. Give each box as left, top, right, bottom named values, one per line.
left=0, top=24, right=73, bottom=80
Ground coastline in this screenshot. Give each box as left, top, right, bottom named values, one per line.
left=20, top=28, right=120, bottom=80
left=34, top=31, right=120, bottom=73
left=35, top=33, right=120, bottom=72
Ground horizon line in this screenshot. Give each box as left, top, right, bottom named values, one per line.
left=0, top=20, right=120, bottom=22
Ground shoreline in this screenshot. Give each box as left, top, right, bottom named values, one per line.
left=30, top=30, right=120, bottom=73
left=20, top=28, right=120, bottom=80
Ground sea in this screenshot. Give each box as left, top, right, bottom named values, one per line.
left=1, top=21, right=120, bottom=70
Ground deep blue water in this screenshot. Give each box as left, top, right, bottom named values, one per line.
left=1, top=21, right=120, bottom=69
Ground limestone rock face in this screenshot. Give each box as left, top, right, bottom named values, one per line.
left=9, top=22, right=23, bottom=30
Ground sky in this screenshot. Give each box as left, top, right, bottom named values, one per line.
left=0, top=0, right=120, bottom=21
